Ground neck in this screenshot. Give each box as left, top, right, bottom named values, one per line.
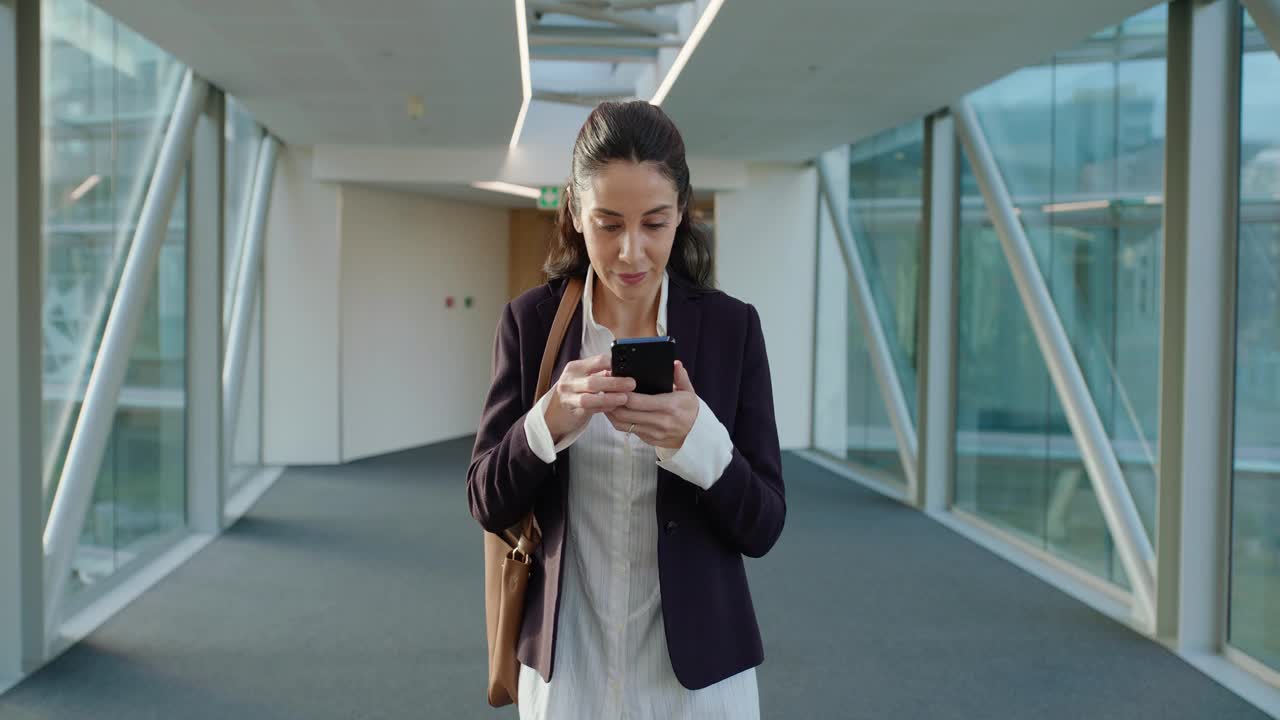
left=593, top=276, right=661, bottom=339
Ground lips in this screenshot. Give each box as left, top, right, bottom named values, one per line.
left=618, top=271, right=647, bottom=285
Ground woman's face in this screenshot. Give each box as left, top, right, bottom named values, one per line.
left=574, top=160, right=681, bottom=304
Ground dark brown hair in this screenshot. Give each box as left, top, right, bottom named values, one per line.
left=544, top=101, right=714, bottom=288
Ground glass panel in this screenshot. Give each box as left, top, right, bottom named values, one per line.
left=848, top=121, right=925, bottom=425
left=42, top=0, right=187, bottom=592
left=223, top=96, right=260, bottom=336
left=812, top=119, right=924, bottom=483
left=1228, top=8, right=1280, bottom=675
left=224, top=96, right=263, bottom=494
left=954, top=6, right=1167, bottom=587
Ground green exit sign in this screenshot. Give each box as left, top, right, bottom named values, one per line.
left=538, top=186, right=561, bottom=210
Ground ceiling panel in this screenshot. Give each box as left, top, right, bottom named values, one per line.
left=661, top=0, right=1166, bottom=161
left=88, top=0, right=1173, bottom=175
left=93, top=0, right=523, bottom=147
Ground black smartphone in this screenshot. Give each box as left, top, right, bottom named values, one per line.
left=611, top=336, right=676, bottom=395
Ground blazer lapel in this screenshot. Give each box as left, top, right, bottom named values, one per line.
left=664, top=274, right=702, bottom=386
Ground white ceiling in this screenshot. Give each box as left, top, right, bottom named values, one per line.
left=92, top=0, right=523, bottom=147
left=660, top=0, right=1166, bottom=161
left=94, top=0, right=1168, bottom=170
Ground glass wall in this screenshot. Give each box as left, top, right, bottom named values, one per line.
left=223, top=96, right=260, bottom=335
left=41, top=0, right=187, bottom=594
left=813, top=121, right=925, bottom=483
left=1228, top=8, right=1280, bottom=676
left=224, top=96, right=263, bottom=494
left=954, top=6, right=1167, bottom=587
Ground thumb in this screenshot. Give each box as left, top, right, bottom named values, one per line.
left=674, top=360, right=694, bottom=392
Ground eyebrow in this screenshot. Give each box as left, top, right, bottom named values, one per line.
left=593, top=205, right=674, bottom=218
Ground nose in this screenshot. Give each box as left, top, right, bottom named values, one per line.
left=618, top=229, right=642, bottom=265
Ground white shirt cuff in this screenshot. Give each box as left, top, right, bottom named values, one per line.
left=523, top=391, right=588, bottom=464
left=655, top=397, right=734, bottom=490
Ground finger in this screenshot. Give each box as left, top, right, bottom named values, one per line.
left=674, top=360, right=694, bottom=392
left=605, top=412, right=662, bottom=438
left=620, top=391, right=665, bottom=411
left=580, top=374, right=637, bottom=394
left=568, top=353, right=612, bottom=378
left=603, top=412, right=637, bottom=433
left=566, top=391, right=629, bottom=410
left=606, top=407, right=649, bottom=426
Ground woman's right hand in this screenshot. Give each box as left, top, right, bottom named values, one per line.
left=543, top=353, right=636, bottom=444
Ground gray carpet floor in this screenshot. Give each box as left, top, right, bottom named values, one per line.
left=0, top=437, right=1268, bottom=719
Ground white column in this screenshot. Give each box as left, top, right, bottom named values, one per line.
left=0, top=0, right=45, bottom=683
left=187, top=90, right=225, bottom=534
left=1156, top=0, right=1241, bottom=654
left=918, top=113, right=958, bottom=514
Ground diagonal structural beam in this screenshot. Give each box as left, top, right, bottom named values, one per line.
left=951, top=98, right=1157, bottom=626
left=42, top=70, right=209, bottom=642
left=223, top=136, right=278, bottom=473
left=529, top=1, right=678, bottom=35
left=816, top=157, right=920, bottom=495
left=1242, top=0, right=1280, bottom=56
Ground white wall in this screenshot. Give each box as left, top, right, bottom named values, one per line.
left=262, top=146, right=343, bottom=465
left=338, top=184, right=508, bottom=462
left=714, top=164, right=818, bottom=450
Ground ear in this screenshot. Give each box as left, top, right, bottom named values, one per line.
left=568, top=187, right=584, bottom=234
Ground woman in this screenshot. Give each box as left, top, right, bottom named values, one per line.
left=467, top=101, right=785, bottom=720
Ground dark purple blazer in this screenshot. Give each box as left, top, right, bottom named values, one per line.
left=467, top=271, right=786, bottom=691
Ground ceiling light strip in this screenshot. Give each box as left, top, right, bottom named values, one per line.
left=472, top=181, right=542, bottom=199
left=510, top=0, right=533, bottom=148
left=650, top=0, right=725, bottom=106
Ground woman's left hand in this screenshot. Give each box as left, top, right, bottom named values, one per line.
left=606, top=360, right=699, bottom=450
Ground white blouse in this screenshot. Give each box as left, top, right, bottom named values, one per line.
left=519, top=268, right=760, bottom=720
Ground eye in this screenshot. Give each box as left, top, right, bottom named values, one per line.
left=644, top=222, right=668, bottom=230
left=598, top=224, right=622, bottom=232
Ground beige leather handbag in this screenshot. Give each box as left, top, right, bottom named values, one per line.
left=484, top=276, right=583, bottom=708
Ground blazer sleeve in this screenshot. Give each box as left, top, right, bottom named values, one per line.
left=699, top=303, right=787, bottom=558
left=466, top=303, right=557, bottom=534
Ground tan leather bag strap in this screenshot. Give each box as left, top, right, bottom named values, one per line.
left=506, top=275, right=585, bottom=547
left=536, top=276, right=585, bottom=401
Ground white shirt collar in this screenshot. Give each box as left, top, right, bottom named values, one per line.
left=582, top=266, right=669, bottom=344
